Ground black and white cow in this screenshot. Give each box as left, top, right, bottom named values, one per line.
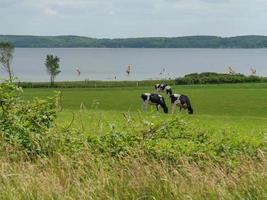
left=170, top=94, right=193, bottom=114
left=141, top=93, right=168, bottom=113
left=155, top=83, right=173, bottom=96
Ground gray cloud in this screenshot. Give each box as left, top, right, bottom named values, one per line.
left=0, top=0, right=266, bottom=37
left=0, top=0, right=22, bottom=8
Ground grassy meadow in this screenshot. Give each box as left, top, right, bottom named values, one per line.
left=1, top=82, right=267, bottom=199
left=23, top=83, right=267, bottom=131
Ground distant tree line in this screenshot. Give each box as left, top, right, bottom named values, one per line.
left=1, top=35, right=267, bottom=48
left=175, top=72, right=267, bottom=85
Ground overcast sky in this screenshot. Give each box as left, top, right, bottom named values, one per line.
left=0, top=0, right=267, bottom=38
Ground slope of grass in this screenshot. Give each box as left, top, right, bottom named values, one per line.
left=1, top=110, right=267, bottom=199
left=1, top=83, right=265, bottom=199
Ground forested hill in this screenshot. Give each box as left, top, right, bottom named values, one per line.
left=1, top=35, right=267, bottom=48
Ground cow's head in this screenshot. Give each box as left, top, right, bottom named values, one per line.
left=166, top=89, right=172, bottom=96
left=163, top=105, right=168, bottom=113
left=160, top=97, right=168, bottom=113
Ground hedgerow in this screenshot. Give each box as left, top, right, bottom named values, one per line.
left=175, top=72, right=266, bottom=85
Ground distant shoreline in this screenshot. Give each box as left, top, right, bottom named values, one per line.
left=2, top=35, right=267, bottom=48
left=16, top=74, right=267, bottom=88
left=13, top=47, right=267, bottom=49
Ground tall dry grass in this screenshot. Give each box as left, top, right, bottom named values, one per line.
left=0, top=150, right=266, bottom=200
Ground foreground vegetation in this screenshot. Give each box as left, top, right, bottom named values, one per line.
left=1, top=81, right=267, bottom=199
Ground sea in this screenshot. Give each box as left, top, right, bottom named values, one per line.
left=2, top=48, right=267, bottom=82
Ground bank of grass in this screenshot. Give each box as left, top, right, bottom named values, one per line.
left=0, top=110, right=267, bottom=199
left=1, top=83, right=267, bottom=199
left=56, top=110, right=267, bottom=136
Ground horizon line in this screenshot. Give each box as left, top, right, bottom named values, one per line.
left=1, top=34, right=267, bottom=40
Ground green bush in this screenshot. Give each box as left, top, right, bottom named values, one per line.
left=84, top=117, right=265, bottom=165
left=175, top=72, right=267, bottom=85
left=0, top=81, right=60, bottom=157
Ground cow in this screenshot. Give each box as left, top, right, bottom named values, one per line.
left=141, top=93, right=168, bottom=113
left=170, top=94, right=193, bottom=114
left=155, top=83, right=173, bottom=96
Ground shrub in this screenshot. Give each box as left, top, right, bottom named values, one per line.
left=84, top=116, right=265, bottom=165
left=175, top=72, right=267, bottom=85
left=0, top=81, right=60, bottom=157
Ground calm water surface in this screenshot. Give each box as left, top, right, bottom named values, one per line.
left=3, top=48, right=267, bottom=81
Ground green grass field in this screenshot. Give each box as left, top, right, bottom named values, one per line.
left=1, top=82, right=267, bottom=199
left=23, top=83, right=267, bottom=133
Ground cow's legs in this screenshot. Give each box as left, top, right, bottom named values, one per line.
left=156, top=104, right=161, bottom=112
left=171, top=103, right=176, bottom=114
left=141, top=99, right=145, bottom=111
left=144, top=101, right=148, bottom=112
left=141, top=100, right=148, bottom=112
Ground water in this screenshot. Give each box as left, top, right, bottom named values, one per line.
left=2, top=48, right=267, bottom=82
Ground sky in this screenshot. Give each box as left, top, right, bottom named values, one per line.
left=0, top=0, right=267, bottom=38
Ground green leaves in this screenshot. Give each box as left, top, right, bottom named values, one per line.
left=84, top=115, right=265, bottom=165
left=175, top=72, right=263, bottom=85
left=0, top=81, right=60, bottom=157
left=45, top=54, right=61, bottom=86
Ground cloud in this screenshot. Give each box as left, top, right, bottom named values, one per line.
left=0, top=0, right=22, bottom=8
left=0, top=0, right=267, bottom=37
left=200, top=0, right=229, bottom=3
left=164, top=0, right=229, bottom=4
left=43, top=7, right=58, bottom=16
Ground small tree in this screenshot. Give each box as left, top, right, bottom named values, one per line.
left=0, top=42, right=15, bottom=82
left=45, top=54, right=61, bottom=86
